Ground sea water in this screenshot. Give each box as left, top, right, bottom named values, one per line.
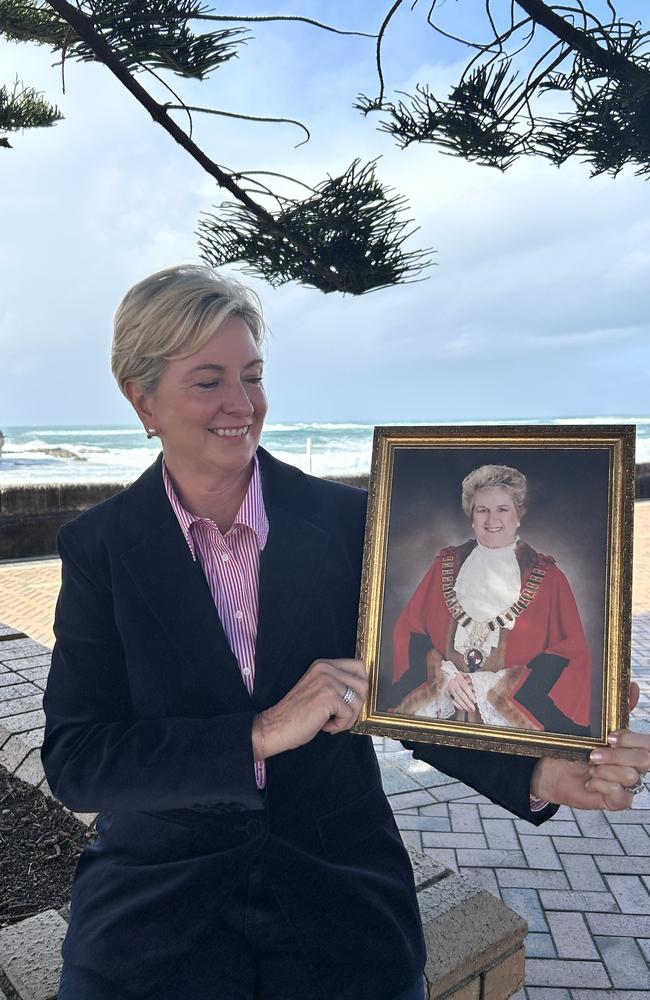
left=0, top=418, right=648, bottom=487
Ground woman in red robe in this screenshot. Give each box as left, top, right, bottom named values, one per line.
left=391, top=464, right=592, bottom=736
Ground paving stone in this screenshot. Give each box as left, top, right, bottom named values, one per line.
left=524, top=958, right=611, bottom=988
left=0, top=639, right=50, bottom=663
left=482, top=819, right=519, bottom=850
left=0, top=693, right=43, bottom=719
left=546, top=911, right=600, bottom=960
left=14, top=747, right=45, bottom=787
left=397, top=815, right=451, bottom=832
left=395, top=756, right=458, bottom=791
left=538, top=889, right=617, bottom=912
left=422, top=832, right=487, bottom=849
left=552, top=836, right=624, bottom=855
left=478, top=803, right=520, bottom=820
left=519, top=834, right=563, bottom=870
left=495, top=869, right=569, bottom=890
left=422, top=847, right=458, bottom=872
left=524, top=932, right=556, bottom=957
left=0, top=671, right=26, bottom=689
left=595, top=855, right=650, bottom=874
left=559, top=853, right=607, bottom=890
left=514, top=819, right=580, bottom=837
left=586, top=913, right=650, bottom=936
left=418, top=802, right=451, bottom=817
left=608, top=809, right=650, bottom=824
left=458, top=867, right=500, bottom=898
left=448, top=803, right=480, bottom=832
left=379, top=761, right=422, bottom=795
left=571, top=992, right=650, bottom=999
left=594, top=936, right=650, bottom=990
left=0, top=733, right=31, bottom=772
left=574, top=809, right=616, bottom=838
left=0, top=709, right=45, bottom=734
left=9, top=655, right=51, bottom=673
left=0, top=681, right=43, bottom=702
left=527, top=990, right=570, bottom=1000
left=399, top=830, right=423, bottom=852
left=500, top=888, right=548, bottom=932
left=0, top=908, right=67, bottom=1000
left=426, top=782, right=479, bottom=802
left=387, top=789, right=437, bottom=811
left=613, top=824, right=650, bottom=855
left=456, top=848, right=527, bottom=868
left=604, top=874, right=650, bottom=914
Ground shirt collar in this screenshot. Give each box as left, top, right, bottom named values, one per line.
left=162, top=454, right=269, bottom=561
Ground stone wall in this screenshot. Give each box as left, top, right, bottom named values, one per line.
left=1, top=465, right=647, bottom=561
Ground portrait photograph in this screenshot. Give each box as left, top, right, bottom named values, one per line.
left=355, top=425, right=635, bottom=760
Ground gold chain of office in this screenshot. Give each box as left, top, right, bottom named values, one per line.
left=441, top=553, right=547, bottom=632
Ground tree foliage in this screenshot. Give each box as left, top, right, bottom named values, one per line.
left=2, top=1, right=649, bottom=292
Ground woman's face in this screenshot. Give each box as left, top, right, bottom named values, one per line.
left=471, top=486, right=520, bottom=548
left=130, top=315, right=267, bottom=480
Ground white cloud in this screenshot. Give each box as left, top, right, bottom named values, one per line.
left=1, top=3, right=649, bottom=426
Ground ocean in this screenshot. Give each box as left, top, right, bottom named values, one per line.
left=0, top=418, right=648, bottom=486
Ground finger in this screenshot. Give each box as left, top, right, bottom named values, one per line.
left=451, top=688, right=476, bottom=713
left=585, top=776, right=634, bottom=810
left=606, top=728, right=650, bottom=751
left=590, top=746, right=650, bottom=769
left=590, top=764, right=643, bottom=788
left=322, top=697, right=360, bottom=734
left=629, top=681, right=640, bottom=712
left=327, top=658, right=368, bottom=679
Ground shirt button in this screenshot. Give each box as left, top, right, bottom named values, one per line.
left=220, top=552, right=229, bottom=562
left=235, top=610, right=243, bottom=621
left=242, top=667, right=252, bottom=677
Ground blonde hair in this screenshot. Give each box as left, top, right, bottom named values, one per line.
left=111, top=265, right=265, bottom=395
left=461, top=464, right=528, bottom=517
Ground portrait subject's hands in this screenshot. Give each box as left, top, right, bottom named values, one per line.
left=252, top=658, right=369, bottom=761
left=445, top=673, right=477, bottom=713
left=531, top=682, right=649, bottom=811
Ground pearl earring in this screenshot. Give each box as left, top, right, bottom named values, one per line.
left=146, top=429, right=157, bottom=439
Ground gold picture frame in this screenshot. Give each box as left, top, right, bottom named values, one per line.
left=354, top=425, right=635, bottom=761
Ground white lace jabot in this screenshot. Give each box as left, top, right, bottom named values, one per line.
left=453, top=540, right=522, bottom=657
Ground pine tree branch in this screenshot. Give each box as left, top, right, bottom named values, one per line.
left=514, top=0, right=650, bottom=88
left=192, top=13, right=375, bottom=39
left=164, top=103, right=310, bottom=147
left=42, top=0, right=418, bottom=293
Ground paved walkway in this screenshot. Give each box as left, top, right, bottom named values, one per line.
left=0, top=506, right=649, bottom=998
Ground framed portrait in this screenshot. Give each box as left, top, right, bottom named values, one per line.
left=354, top=425, right=635, bottom=760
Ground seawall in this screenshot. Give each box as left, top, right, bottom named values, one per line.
left=1, top=468, right=648, bottom=561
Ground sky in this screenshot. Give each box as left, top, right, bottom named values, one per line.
left=1, top=0, right=649, bottom=426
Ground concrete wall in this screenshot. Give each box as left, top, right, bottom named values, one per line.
left=1, top=467, right=647, bottom=561
left=0, top=483, right=128, bottom=560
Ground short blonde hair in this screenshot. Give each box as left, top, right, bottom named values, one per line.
left=461, top=464, right=528, bottom=517
left=111, top=265, right=265, bottom=394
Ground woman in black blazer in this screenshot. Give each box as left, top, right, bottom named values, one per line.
left=43, top=265, right=649, bottom=1000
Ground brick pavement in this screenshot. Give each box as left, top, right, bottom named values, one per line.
left=0, top=506, right=649, bottom=996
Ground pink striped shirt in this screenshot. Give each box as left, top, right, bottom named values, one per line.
left=162, top=455, right=269, bottom=789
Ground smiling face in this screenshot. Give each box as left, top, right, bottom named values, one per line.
left=126, top=314, right=267, bottom=483
left=471, top=486, right=520, bottom=549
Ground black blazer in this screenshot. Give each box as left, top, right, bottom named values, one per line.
left=41, top=449, right=553, bottom=1000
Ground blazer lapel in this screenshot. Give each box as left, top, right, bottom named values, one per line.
left=119, top=458, right=252, bottom=712
left=252, top=449, right=331, bottom=705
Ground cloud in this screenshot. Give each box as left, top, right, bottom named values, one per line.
left=1, top=4, right=649, bottom=427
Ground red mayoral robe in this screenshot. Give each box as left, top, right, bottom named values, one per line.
left=391, top=540, right=592, bottom=734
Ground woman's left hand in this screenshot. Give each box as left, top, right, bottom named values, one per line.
left=531, top=682, right=649, bottom=811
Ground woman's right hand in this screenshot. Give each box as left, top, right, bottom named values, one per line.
left=445, top=672, right=476, bottom=713
left=252, top=658, right=369, bottom=761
